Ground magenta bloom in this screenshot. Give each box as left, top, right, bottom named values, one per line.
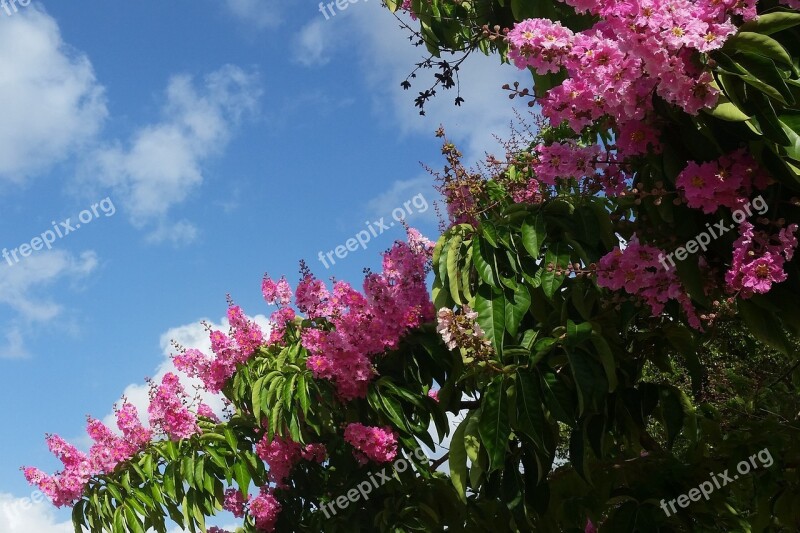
left=147, top=373, right=199, bottom=440
left=344, top=423, right=398, bottom=464
left=249, top=488, right=282, bottom=532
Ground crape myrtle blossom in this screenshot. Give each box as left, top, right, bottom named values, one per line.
left=528, top=140, right=634, bottom=196
left=147, top=372, right=201, bottom=440
left=507, top=0, right=744, bottom=139
left=299, top=229, right=435, bottom=399
left=249, top=488, right=282, bottom=532
left=596, top=240, right=702, bottom=329
left=255, top=435, right=302, bottom=487
left=172, top=304, right=266, bottom=393
left=223, top=486, right=282, bottom=532
left=676, top=149, right=772, bottom=214
left=224, top=487, right=250, bottom=518
left=23, top=402, right=151, bottom=508
left=344, top=423, right=399, bottom=464
left=725, top=222, right=799, bottom=297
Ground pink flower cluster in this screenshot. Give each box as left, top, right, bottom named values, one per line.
left=301, top=443, right=328, bottom=463
left=249, top=488, right=282, bottom=532
left=23, top=402, right=151, bottom=508
left=508, top=0, right=745, bottom=131
left=254, top=435, right=328, bottom=487
left=677, top=149, right=771, bottom=214
left=172, top=304, right=265, bottom=393
left=298, top=230, right=435, bottom=399
left=255, top=436, right=302, bottom=487
left=726, top=222, right=799, bottom=297
left=224, top=487, right=249, bottom=518
left=222, top=486, right=281, bottom=532
left=147, top=373, right=200, bottom=440
left=511, top=177, right=541, bottom=204
left=262, top=275, right=292, bottom=306
left=597, top=240, right=701, bottom=329
left=344, top=423, right=398, bottom=464
left=508, top=19, right=574, bottom=74
left=526, top=140, right=635, bottom=196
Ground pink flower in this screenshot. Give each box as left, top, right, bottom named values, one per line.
left=255, top=436, right=302, bottom=487
left=301, top=230, right=434, bottom=400
left=596, top=240, right=701, bottom=329
left=223, top=488, right=249, bottom=518
left=677, top=150, right=769, bottom=214
left=740, top=254, right=787, bottom=293
left=197, top=403, right=220, bottom=422
left=249, top=488, right=281, bottom=532
left=262, top=275, right=293, bottom=306
left=147, top=373, right=199, bottom=441
left=344, top=423, right=398, bottom=464
left=725, top=222, right=796, bottom=297
left=507, top=19, right=574, bottom=74
left=512, top=178, right=541, bottom=204
left=301, top=443, right=328, bottom=463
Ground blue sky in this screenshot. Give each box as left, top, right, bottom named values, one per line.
left=0, top=1, right=524, bottom=529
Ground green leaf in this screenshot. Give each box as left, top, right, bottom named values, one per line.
left=473, top=237, right=498, bottom=288
left=736, top=52, right=794, bottom=106
left=449, top=417, right=469, bottom=502
left=659, top=386, right=686, bottom=448
left=504, top=284, right=531, bottom=337
left=478, top=378, right=511, bottom=472
left=707, top=95, right=752, bottom=122
left=481, top=221, right=499, bottom=248
left=725, top=31, right=793, bottom=67
left=464, top=411, right=482, bottom=463
left=569, top=428, right=590, bottom=483
left=251, top=376, right=266, bottom=423
left=565, top=320, right=592, bottom=348
left=540, top=371, right=575, bottom=424
left=447, top=232, right=464, bottom=305
left=590, top=333, right=619, bottom=393
left=567, top=349, right=607, bottom=416
left=741, top=10, right=800, bottom=34
left=296, top=373, right=310, bottom=416
left=515, top=370, right=546, bottom=451
left=474, top=284, right=506, bottom=356
left=521, top=213, right=546, bottom=259
left=541, top=242, right=569, bottom=299
left=740, top=298, right=792, bottom=354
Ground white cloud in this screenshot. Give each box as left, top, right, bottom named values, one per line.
left=224, top=0, right=280, bottom=29
left=0, top=250, right=98, bottom=358
left=80, top=65, right=261, bottom=244
left=0, top=493, right=72, bottom=533
left=353, top=5, right=528, bottom=159
left=295, top=4, right=529, bottom=160
left=365, top=176, right=439, bottom=225
left=294, top=18, right=332, bottom=66
left=0, top=7, right=107, bottom=184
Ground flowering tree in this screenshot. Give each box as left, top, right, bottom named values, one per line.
left=24, top=0, right=800, bottom=531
